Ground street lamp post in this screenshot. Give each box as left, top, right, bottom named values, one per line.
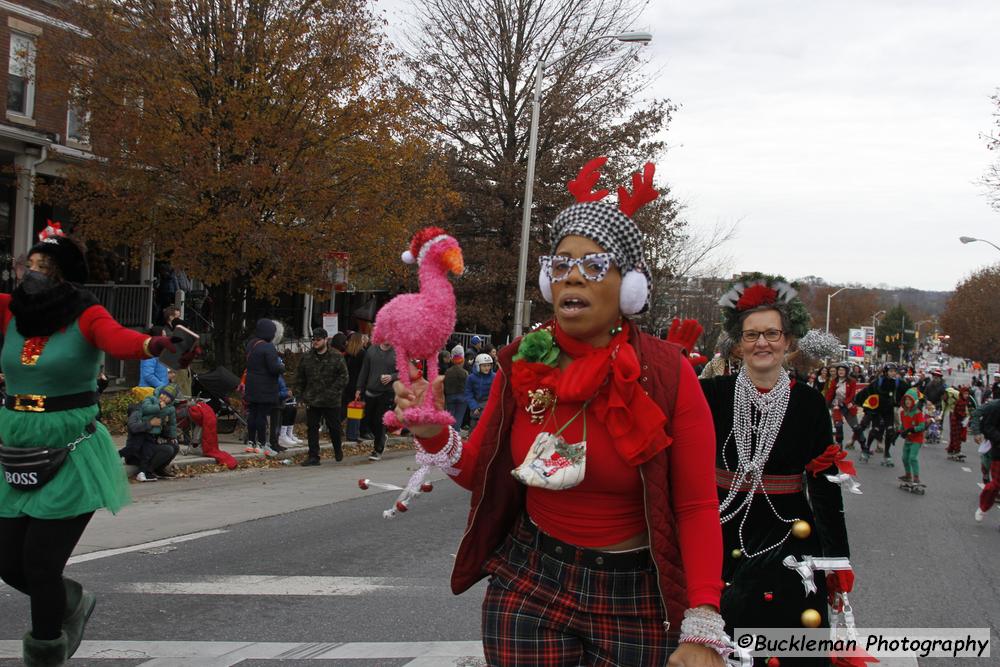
left=825, top=286, right=855, bottom=334
left=512, top=31, right=653, bottom=339
left=959, top=236, right=1000, bottom=253
left=871, top=309, right=885, bottom=362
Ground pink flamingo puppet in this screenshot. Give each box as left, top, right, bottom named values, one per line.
left=372, top=226, right=464, bottom=429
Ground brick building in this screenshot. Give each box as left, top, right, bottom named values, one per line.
left=0, top=0, right=97, bottom=291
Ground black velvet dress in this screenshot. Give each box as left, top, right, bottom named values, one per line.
left=700, top=376, right=850, bottom=665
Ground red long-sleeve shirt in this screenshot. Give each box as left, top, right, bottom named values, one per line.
left=422, top=360, right=722, bottom=609
left=0, top=294, right=150, bottom=359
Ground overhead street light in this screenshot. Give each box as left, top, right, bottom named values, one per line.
left=824, top=286, right=855, bottom=334
left=959, top=236, right=1000, bottom=253
left=512, top=31, right=653, bottom=339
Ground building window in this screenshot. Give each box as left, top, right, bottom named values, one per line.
left=7, top=32, right=35, bottom=117
left=67, top=89, right=90, bottom=145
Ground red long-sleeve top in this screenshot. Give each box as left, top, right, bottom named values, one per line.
left=0, top=294, right=150, bottom=359
left=421, top=360, right=722, bottom=610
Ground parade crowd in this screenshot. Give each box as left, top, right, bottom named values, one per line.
left=2, top=160, right=998, bottom=667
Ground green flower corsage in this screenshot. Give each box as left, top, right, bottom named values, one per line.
left=513, top=328, right=560, bottom=366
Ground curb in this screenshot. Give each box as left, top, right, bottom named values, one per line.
left=124, top=437, right=413, bottom=476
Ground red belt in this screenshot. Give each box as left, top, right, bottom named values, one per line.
left=716, top=468, right=803, bottom=494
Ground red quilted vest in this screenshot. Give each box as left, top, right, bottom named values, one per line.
left=450, top=326, right=688, bottom=632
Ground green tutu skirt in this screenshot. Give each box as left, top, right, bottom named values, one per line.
left=0, top=405, right=131, bottom=519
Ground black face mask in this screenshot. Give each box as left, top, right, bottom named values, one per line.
left=21, top=269, right=54, bottom=295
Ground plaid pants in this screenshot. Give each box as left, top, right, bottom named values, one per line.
left=481, top=516, right=670, bottom=666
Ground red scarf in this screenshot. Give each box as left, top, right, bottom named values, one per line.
left=549, top=321, right=671, bottom=466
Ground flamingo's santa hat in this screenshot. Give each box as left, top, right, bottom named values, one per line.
left=401, top=227, right=452, bottom=265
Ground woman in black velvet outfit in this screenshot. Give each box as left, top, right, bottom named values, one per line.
left=699, top=276, right=854, bottom=666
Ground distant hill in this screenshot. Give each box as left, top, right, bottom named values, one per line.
left=884, top=288, right=951, bottom=317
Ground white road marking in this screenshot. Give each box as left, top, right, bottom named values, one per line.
left=116, top=575, right=430, bottom=596
left=962, top=466, right=973, bottom=472
left=68, top=529, right=228, bottom=565
left=0, top=640, right=485, bottom=665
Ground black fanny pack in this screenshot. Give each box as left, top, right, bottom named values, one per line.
left=0, top=422, right=97, bottom=491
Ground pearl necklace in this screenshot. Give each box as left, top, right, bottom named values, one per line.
left=719, top=366, right=799, bottom=559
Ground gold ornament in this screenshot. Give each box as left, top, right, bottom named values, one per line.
left=800, top=608, right=821, bottom=628
left=791, top=520, right=812, bottom=539
left=525, top=389, right=556, bottom=424
left=731, top=548, right=742, bottom=559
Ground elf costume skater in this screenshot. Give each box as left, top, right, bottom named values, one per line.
left=0, top=233, right=181, bottom=667
left=897, top=388, right=927, bottom=487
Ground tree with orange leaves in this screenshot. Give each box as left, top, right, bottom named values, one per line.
left=39, top=0, right=453, bottom=365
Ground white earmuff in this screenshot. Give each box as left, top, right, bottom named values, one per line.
left=538, top=266, right=553, bottom=303
left=619, top=270, right=649, bottom=315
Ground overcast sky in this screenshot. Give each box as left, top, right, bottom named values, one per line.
left=376, top=0, right=1000, bottom=291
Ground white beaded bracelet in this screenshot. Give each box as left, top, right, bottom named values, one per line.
left=679, top=607, right=734, bottom=657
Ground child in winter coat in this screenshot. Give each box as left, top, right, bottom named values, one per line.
left=464, top=353, right=496, bottom=432
left=120, top=384, right=180, bottom=481
left=898, top=388, right=927, bottom=485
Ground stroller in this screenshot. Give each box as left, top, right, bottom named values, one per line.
left=191, top=366, right=247, bottom=436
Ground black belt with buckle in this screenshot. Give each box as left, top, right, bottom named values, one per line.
left=4, top=391, right=99, bottom=413
left=521, top=516, right=651, bottom=570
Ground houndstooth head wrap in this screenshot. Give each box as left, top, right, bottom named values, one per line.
left=549, top=201, right=648, bottom=277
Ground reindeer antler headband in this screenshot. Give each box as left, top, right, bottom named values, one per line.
left=541, top=157, right=659, bottom=315
left=550, top=156, right=658, bottom=277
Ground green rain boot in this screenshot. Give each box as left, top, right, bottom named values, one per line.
left=62, top=578, right=96, bottom=659
left=22, top=631, right=68, bottom=667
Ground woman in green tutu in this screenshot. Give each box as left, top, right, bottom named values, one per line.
left=0, top=232, right=178, bottom=667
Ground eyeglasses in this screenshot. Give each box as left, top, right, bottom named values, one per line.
left=539, top=253, right=616, bottom=282
left=741, top=329, right=785, bottom=343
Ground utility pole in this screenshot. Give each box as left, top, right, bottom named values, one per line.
left=898, top=314, right=906, bottom=365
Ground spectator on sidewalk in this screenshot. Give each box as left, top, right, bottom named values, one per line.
left=244, top=319, right=284, bottom=457
left=138, top=326, right=169, bottom=389
left=464, top=353, right=496, bottom=432
left=120, top=385, right=181, bottom=481
left=355, top=340, right=397, bottom=461
left=342, top=333, right=368, bottom=442
left=444, top=345, right=468, bottom=429
left=164, top=306, right=194, bottom=396
left=297, top=328, right=349, bottom=466
left=269, top=376, right=292, bottom=453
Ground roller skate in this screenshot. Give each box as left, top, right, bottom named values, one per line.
left=880, top=457, right=895, bottom=467
left=946, top=452, right=967, bottom=462
left=858, top=450, right=871, bottom=463
left=899, top=478, right=926, bottom=494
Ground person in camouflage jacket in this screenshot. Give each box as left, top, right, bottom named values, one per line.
left=295, top=328, right=349, bottom=465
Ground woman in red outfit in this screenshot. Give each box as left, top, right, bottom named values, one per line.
left=825, top=364, right=859, bottom=448
left=394, top=159, right=729, bottom=666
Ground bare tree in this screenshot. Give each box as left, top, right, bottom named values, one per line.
left=406, top=0, right=682, bottom=336
left=983, top=89, right=1000, bottom=211
left=645, top=220, right=739, bottom=346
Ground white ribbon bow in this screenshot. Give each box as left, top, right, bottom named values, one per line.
left=826, top=472, right=863, bottom=494
left=781, top=555, right=853, bottom=594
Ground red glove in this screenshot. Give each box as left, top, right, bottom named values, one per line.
left=826, top=569, right=855, bottom=603
left=147, top=336, right=177, bottom=357
left=666, top=318, right=704, bottom=355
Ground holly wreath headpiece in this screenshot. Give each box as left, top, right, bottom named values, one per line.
left=718, top=272, right=810, bottom=341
